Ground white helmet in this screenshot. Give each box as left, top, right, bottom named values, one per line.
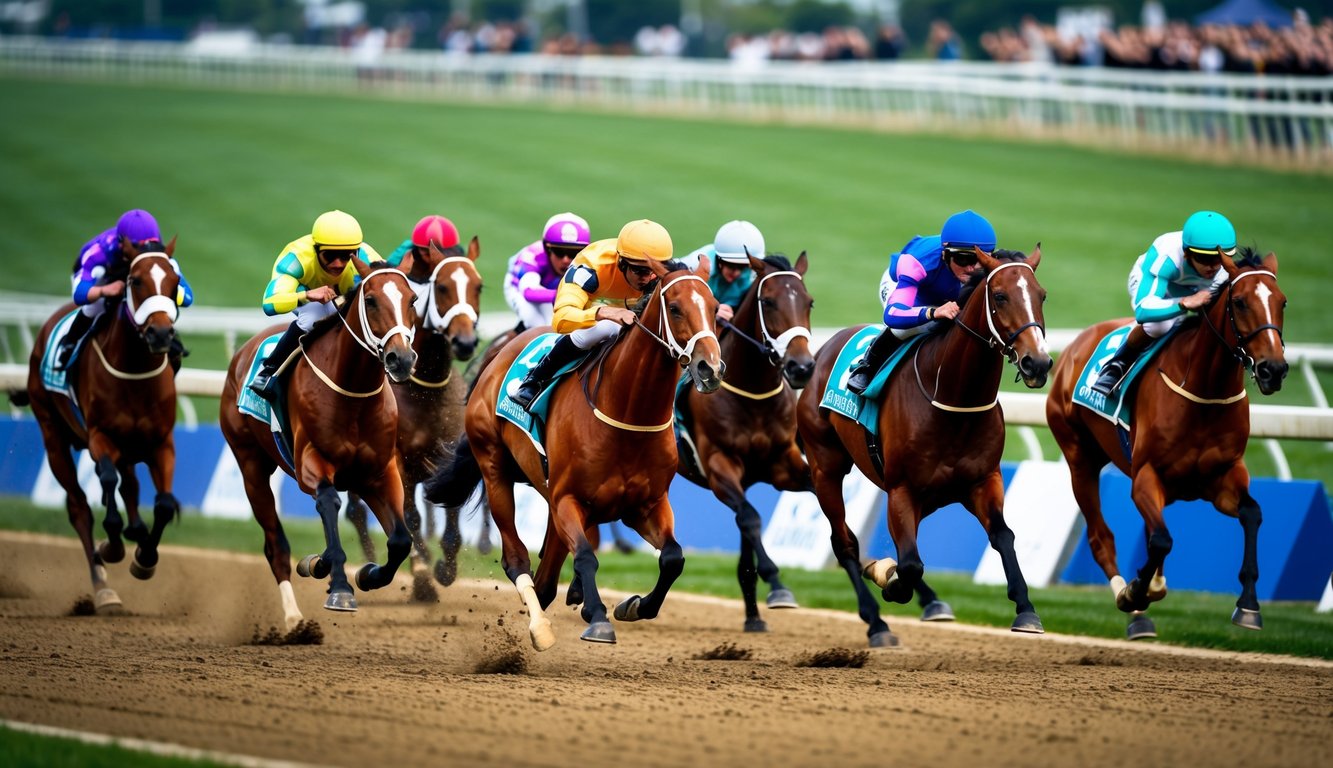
left=713, top=220, right=765, bottom=265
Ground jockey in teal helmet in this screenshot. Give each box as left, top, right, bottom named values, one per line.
left=1090, top=210, right=1235, bottom=396
left=846, top=210, right=994, bottom=395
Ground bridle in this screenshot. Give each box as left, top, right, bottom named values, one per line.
left=339, top=268, right=417, bottom=361
left=123, top=252, right=179, bottom=328
left=631, top=273, right=720, bottom=366
left=953, top=261, right=1046, bottom=368
left=718, top=270, right=813, bottom=366
left=411, top=256, right=479, bottom=333
left=1200, top=268, right=1284, bottom=376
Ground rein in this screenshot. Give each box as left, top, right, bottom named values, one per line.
left=1200, top=269, right=1283, bottom=376
left=411, top=256, right=479, bottom=333
left=719, top=270, right=813, bottom=366
left=304, top=268, right=413, bottom=398
left=124, top=252, right=179, bottom=327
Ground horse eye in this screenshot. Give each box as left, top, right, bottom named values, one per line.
left=1232, top=297, right=1246, bottom=310
left=760, top=298, right=776, bottom=309
left=993, top=293, right=1008, bottom=305
left=365, top=296, right=378, bottom=309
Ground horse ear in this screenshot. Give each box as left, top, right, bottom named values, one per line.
left=429, top=239, right=447, bottom=260
left=794, top=250, right=809, bottom=276
left=695, top=254, right=711, bottom=279
left=466, top=235, right=480, bottom=262
left=352, top=254, right=371, bottom=278
left=648, top=258, right=671, bottom=279
left=747, top=254, right=765, bottom=273
left=1027, top=242, right=1041, bottom=271
left=975, top=245, right=1000, bottom=272
left=1262, top=251, right=1278, bottom=274
left=165, top=235, right=177, bottom=257
left=1221, top=248, right=1238, bottom=275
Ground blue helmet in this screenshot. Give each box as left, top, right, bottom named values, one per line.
left=940, top=210, right=996, bottom=253
left=1182, top=211, right=1236, bottom=256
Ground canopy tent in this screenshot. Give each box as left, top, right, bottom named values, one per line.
left=1195, top=0, right=1295, bottom=27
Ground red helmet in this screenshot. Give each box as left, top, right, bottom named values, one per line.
left=411, top=215, right=460, bottom=249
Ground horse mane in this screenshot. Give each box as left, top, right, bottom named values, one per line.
left=758, top=253, right=793, bottom=272
left=1233, top=246, right=1265, bottom=269
left=958, top=249, right=1028, bottom=307
left=627, top=260, right=693, bottom=315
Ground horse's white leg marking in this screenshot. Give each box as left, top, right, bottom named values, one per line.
left=1109, top=574, right=1128, bottom=599
left=279, top=580, right=303, bottom=631
left=515, top=573, right=555, bottom=651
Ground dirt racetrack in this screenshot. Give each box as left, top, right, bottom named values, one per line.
left=1, top=531, right=1330, bottom=768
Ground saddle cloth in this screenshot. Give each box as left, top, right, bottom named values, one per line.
left=496, top=333, right=588, bottom=455
left=38, top=311, right=81, bottom=400
left=1071, top=323, right=1177, bottom=430
left=819, top=325, right=925, bottom=434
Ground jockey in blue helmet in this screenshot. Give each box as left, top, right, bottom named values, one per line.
left=1090, top=210, right=1235, bottom=395
left=846, top=210, right=994, bottom=395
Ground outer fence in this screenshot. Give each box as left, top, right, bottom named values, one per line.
left=2, top=37, right=1331, bottom=167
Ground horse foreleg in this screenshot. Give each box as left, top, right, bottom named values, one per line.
left=1217, top=465, right=1263, bottom=630
left=117, top=462, right=148, bottom=545
left=812, top=460, right=894, bottom=648
left=483, top=473, right=552, bottom=650
left=243, top=457, right=304, bottom=632
left=706, top=457, right=766, bottom=629
left=550, top=497, right=613, bottom=643
left=87, top=439, right=125, bottom=565
left=353, top=479, right=411, bottom=593
left=399, top=483, right=438, bottom=603
left=437, top=503, right=462, bottom=587
left=302, top=480, right=356, bottom=612
left=914, top=580, right=955, bottom=622
left=42, top=426, right=119, bottom=612
left=1125, top=465, right=1173, bottom=614
left=967, top=473, right=1043, bottom=633
left=344, top=493, right=377, bottom=564
left=883, top=485, right=924, bottom=605
left=615, top=496, right=685, bottom=625
left=134, top=440, right=179, bottom=581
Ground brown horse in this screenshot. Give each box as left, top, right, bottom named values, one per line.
left=796, top=247, right=1052, bottom=647
left=20, top=239, right=183, bottom=612
left=344, top=238, right=482, bottom=595
left=219, top=259, right=418, bottom=630
left=676, top=252, right=815, bottom=632
left=1045, top=248, right=1286, bottom=639
left=425, top=257, right=723, bottom=650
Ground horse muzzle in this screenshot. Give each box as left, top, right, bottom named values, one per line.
left=451, top=334, right=478, bottom=362
left=1254, top=359, right=1288, bottom=395
left=1017, top=353, right=1053, bottom=389
left=141, top=324, right=175, bottom=356
left=383, top=348, right=418, bottom=384
left=782, top=357, right=815, bottom=390
left=690, top=358, right=724, bottom=394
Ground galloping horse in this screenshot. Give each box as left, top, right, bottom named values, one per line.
left=425, top=257, right=723, bottom=650
left=1046, top=248, right=1286, bottom=639
left=220, top=259, right=418, bottom=630
left=676, top=252, right=815, bottom=632
left=344, top=238, right=482, bottom=594
left=20, top=238, right=183, bottom=613
left=797, top=247, right=1052, bottom=647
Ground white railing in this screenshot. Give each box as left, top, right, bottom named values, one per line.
left=2, top=37, right=1331, bottom=166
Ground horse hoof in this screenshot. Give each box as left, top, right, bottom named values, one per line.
left=861, top=557, right=897, bottom=589
left=354, top=563, right=378, bottom=592
left=97, top=540, right=125, bottom=564
left=128, top=558, right=155, bottom=581
left=1231, top=607, right=1263, bottom=631
left=580, top=621, right=616, bottom=644
left=1011, top=612, right=1045, bottom=634
left=766, top=589, right=799, bottom=609
left=94, top=588, right=124, bottom=614
left=433, top=558, right=457, bottom=587
left=613, top=596, right=642, bottom=622
left=323, top=591, right=357, bottom=612
left=530, top=618, right=556, bottom=652
left=868, top=630, right=901, bottom=649
left=743, top=618, right=769, bottom=633
left=123, top=521, right=148, bottom=543
left=1127, top=614, right=1158, bottom=640
left=920, top=600, right=955, bottom=622
left=296, top=554, right=329, bottom=580
left=411, top=570, right=439, bottom=603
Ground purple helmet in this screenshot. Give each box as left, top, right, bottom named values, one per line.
left=116, top=209, right=161, bottom=246
left=542, top=212, right=591, bottom=247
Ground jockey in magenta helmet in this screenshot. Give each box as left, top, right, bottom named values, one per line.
left=412, top=215, right=461, bottom=250
left=505, top=212, right=592, bottom=331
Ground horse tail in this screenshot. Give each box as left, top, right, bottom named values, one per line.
left=8, top=389, right=29, bottom=408
left=422, top=434, right=482, bottom=508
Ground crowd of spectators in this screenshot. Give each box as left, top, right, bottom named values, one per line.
left=981, top=12, right=1332, bottom=76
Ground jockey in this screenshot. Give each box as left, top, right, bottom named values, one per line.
left=503, top=212, right=591, bottom=330
left=845, top=209, right=994, bottom=395
left=56, top=209, right=194, bottom=370
left=248, top=210, right=385, bottom=403
left=386, top=215, right=462, bottom=282
left=509, top=219, right=674, bottom=411
left=1090, top=210, right=1234, bottom=396
left=678, top=220, right=764, bottom=323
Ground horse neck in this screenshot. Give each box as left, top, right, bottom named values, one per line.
left=99, top=306, right=166, bottom=376
left=594, top=301, right=681, bottom=427
left=1165, top=305, right=1246, bottom=399
left=722, top=293, right=780, bottom=390
left=411, top=329, right=454, bottom=386
left=922, top=292, right=1003, bottom=407
left=306, top=309, right=385, bottom=393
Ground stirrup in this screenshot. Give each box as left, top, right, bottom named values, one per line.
left=511, top=381, right=543, bottom=411
left=846, top=366, right=873, bottom=395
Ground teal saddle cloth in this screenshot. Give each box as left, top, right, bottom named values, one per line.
left=818, top=325, right=926, bottom=434
left=1071, top=324, right=1177, bottom=430
left=495, top=333, right=590, bottom=453
left=236, top=332, right=297, bottom=473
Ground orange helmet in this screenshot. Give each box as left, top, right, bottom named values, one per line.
left=616, top=219, right=673, bottom=262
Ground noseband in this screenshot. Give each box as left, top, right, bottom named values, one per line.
left=124, top=252, right=179, bottom=328
left=955, top=261, right=1046, bottom=367
left=412, top=256, right=479, bottom=333
left=719, top=270, right=813, bottom=366
left=1201, top=269, right=1283, bottom=375
left=342, top=268, right=416, bottom=360
left=633, top=273, right=720, bottom=366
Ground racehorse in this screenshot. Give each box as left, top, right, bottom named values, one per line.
left=19, top=238, right=183, bottom=613
left=424, top=257, right=723, bottom=650
left=796, top=246, right=1052, bottom=647
left=219, top=258, right=418, bottom=630
left=344, top=238, right=482, bottom=596
left=676, top=252, right=815, bottom=632
left=1045, top=247, right=1286, bottom=639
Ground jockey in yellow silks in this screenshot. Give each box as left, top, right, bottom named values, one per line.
left=248, top=210, right=384, bottom=402
left=509, top=219, right=674, bottom=411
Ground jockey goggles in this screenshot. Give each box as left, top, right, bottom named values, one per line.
left=942, top=247, right=982, bottom=267
left=1185, top=245, right=1234, bottom=266
left=544, top=242, right=582, bottom=262
left=618, top=257, right=655, bottom=279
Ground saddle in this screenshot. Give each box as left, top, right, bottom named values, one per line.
left=237, top=333, right=300, bottom=472
left=495, top=333, right=592, bottom=456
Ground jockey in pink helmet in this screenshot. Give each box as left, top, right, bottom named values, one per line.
left=387, top=215, right=463, bottom=282
left=503, top=212, right=591, bottom=330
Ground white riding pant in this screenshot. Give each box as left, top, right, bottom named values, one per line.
left=503, top=283, right=553, bottom=329
left=294, top=300, right=337, bottom=332
left=569, top=318, right=622, bottom=350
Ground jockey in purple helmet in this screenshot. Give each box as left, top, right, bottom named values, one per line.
left=55, top=209, right=194, bottom=370
left=845, top=209, right=994, bottom=395
left=503, top=212, right=591, bottom=330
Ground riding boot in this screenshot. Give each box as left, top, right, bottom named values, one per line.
left=248, top=322, right=304, bottom=403
left=846, top=328, right=902, bottom=395
left=511, top=335, right=582, bottom=412
left=1091, top=325, right=1153, bottom=396
left=54, top=311, right=95, bottom=370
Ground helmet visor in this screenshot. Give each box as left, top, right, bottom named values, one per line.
left=942, top=247, right=981, bottom=268
left=618, top=257, right=654, bottom=280
left=1185, top=245, right=1234, bottom=266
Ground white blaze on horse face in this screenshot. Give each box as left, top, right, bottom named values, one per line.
left=690, top=292, right=710, bottom=331
left=1254, top=282, right=1277, bottom=335
left=149, top=263, right=168, bottom=295
left=449, top=265, right=471, bottom=309
left=1015, top=273, right=1049, bottom=354
left=381, top=280, right=408, bottom=330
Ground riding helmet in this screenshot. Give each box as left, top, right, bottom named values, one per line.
left=311, top=210, right=363, bottom=250
left=616, top=219, right=673, bottom=262
left=1182, top=211, right=1236, bottom=256
left=411, top=215, right=460, bottom=249
left=543, top=212, right=591, bottom=247
left=713, top=220, right=765, bottom=265
left=940, top=210, right=997, bottom=252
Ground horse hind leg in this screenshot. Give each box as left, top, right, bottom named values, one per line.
left=345, top=494, right=377, bottom=564
left=45, top=430, right=122, bottom=613
left=915, top=579, right=955, bottom=622
left=129, top=491, right=179, bottom=581
left=92, top=454, right=126, bottom=565
left=435, top=503, right=462, bottom=587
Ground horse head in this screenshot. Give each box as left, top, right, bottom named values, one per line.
left=747, top=250, right=816, bottom=389
left=648, top=257, right=724, bottom=393
left=1217, top=249, right=1287, bottom=395
left=351, top=258, right=418, bottom=383
left=417, top=237, right=482, bottom=361
left=972, top=244, right=1052, bottom=389
left=122, top=236, right=181, bottom=355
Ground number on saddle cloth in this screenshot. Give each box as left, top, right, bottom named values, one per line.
left=1072, top=324, right=1179, bottom=431
left=819, top=327, right=924, bottom=435
left=495, top=333, right=591, bottom=447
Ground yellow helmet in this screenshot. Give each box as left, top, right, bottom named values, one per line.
left=311, top=210, right=363, bottom=249
left=616, top=219, right=673, bottom=262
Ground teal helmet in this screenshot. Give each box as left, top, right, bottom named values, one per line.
left=940, top=210, right=996, bottom=252
left=1182, top=211, right=1236, bottom=256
